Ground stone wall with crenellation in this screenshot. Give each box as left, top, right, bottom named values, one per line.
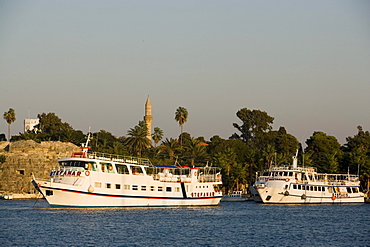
left=0, top=140, right=79, bottom=194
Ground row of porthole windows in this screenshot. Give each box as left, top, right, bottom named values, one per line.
left=195, top=185, right=209, bottom=189
left=292, top=184, right=326, bottom=192
left=292, top=184, right=360, bottom=193
left=94, top=182, right=180, bottom=192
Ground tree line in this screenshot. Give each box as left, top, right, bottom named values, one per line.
left=3, top=107, right=370, bottom=192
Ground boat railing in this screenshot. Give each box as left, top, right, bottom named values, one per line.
left=86, top=152, right=152, bottom=166
left=150, top=166, right=222, bottom=183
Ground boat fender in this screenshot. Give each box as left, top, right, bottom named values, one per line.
left=331, top=196, right=336, bottom=201
left=177, top=177, right=181, bottom=182
left=88, top=185, right=94, bottom=193
left=85, top=170, right=90, bottom=176
left=301, top=194, right=306, bottom=200
left=284, top=191, right=289, bottom=196
left=285, top=178, right=290, bottom=182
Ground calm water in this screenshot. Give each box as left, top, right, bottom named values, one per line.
left=0, top=200, right=369, bottom=247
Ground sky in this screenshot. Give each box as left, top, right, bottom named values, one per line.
left=1, top=0, right=369, bottom=145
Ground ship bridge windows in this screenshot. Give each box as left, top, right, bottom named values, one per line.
left=100, top=163, right=115, bottom=173
left=116, top=164, right=129, bottom=175
left=59, top=161, right=97, bottom=171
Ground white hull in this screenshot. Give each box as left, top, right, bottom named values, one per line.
left=32, top=151, right=223, bottom=207
left=256, top=183, right=364, bottom=204
left=248, top=185, right=262, bottom=202
left=35, top=181, right=222, bottom=207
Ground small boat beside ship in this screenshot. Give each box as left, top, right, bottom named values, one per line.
left=221, top=191, right=250, bottom=202
left=32, top=136, right=223, bottom=207
left=252, top=152, right=364, bottom=204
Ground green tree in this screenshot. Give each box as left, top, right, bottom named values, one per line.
left=152, top=127, right=164, bottom=147
left=213, top=148, right=246, bottom=193
left=182, top=139, right=208, bottom=166
left=305, top=131, right=342, bottom=173
left=3, top=108, right=16, bottom=141
left=175, top=106, right=188, bottom=144
left=125, top=120, right=151, bottom=156
left=159, top=138, right=180, bottom=160
left=341, top=126, right=370, bottom=191
left=232, top=108, right=274, bottom=148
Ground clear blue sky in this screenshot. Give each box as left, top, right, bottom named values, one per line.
left=1, top=0, right=369, bottom=144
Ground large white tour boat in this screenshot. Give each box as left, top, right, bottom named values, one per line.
left=253, top=152, right=364, bottom=204
left=32, top=138, right=223, bottom=207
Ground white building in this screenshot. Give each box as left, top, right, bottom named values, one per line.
left=24, top=119, right=39, bottom=133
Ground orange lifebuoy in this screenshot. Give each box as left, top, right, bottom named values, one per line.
left=331, top=196, right=336, bottom=201
left=85, top=170, right=90, bottom=176
left=296, top=179, right=299, bottom=184
left=194, top=171, right=197, bottom=176
left=108, top=165, right=113, bottom=171
left=285, top=178, right=290, bottom=182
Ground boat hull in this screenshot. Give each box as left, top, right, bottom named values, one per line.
left=256, top=185, right=364, bottom=204
left=34, top=180, right=222, bottom=207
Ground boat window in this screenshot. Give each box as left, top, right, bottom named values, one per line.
left=141, top=186, right=146, bottom=191
left=146, top=167, right=156, bottom=176
left=263, top=172, right=269, bottom=176
left=115, top=184, right=121, bottom=189
left=95, top=182, right=102, bottom=188
left=101, top=162, right=115, bottom=173
left=150, top=186, right=155, bottom=191
left=318, top=187, right=321, bottom=191
left=158, top=186, right=163, bottom=191
left=298, top=185, right=301, bottom=190
left=322, top=187, right=325, bottom=192
left=131, top=166, right=143, bottom=175
left=353, top=187, right=358, bottom=193
left=346, top=187, right=352, bottom=193
left=293, top=184, right=297, bottom=190
left=288, top=172, right=293, bottom=176
left=166, top=187, right=172, bottom=192
left=106, top=183, right=111, bottom=189
left=328, top=187, right=333, bottom=193
left=116, top=164, right=129, bottom=174
left=175, top=187, right=180, bottom=192
left=124, top=184, right=130, bottom=190
left=132, top=185, right=138, bottom=190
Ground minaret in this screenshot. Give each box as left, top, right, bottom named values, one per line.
left=144, top=96, right=153, bottom=141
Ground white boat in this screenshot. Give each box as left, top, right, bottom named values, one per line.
left=221, top=191, right=249, bottom=202
left=32, top=136, right=223, bottom=207
left=1, top=193, right=13, bottom=200
left=253, top=152, right=364, bottom=204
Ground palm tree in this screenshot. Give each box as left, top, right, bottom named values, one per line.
left=175, top=107, right=188, bottom=145
left=160, top=138, right=180, bottom=160
left=3, top=108, right=16, bottom=141
left=183, top=139, right=208, bottom=166
left=125, top=121, right=152, bottom=156
left=152, top=127, right=164, bottom=147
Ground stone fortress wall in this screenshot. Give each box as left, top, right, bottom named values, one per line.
left=0, top=140, right=79, bottom=194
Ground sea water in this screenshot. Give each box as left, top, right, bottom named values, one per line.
left=0, top=200, right=369, bottom=246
